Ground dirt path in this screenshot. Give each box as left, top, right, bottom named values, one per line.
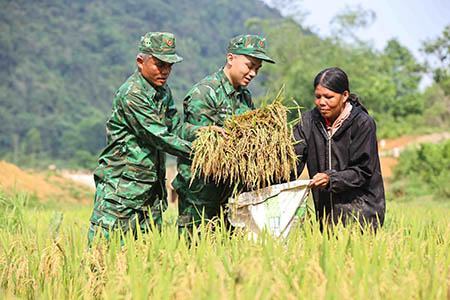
left=379, top=131, right=450, bottom=178
left=61, top=166, right=179, bottom=203
left=0, top=161, right=93, bottom=204
left=61, top=171, right=95, bottom=189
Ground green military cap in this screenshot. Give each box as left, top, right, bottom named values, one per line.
left=138, top=32, right=183, bottom=63
left=227, top=34, right=275, bottom=64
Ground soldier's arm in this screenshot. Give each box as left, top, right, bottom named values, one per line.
left=180, top=86, right=218, bottom=142
left=165, top=91, right=183, bottom=136
left=121, top=92, right=192, bottom=158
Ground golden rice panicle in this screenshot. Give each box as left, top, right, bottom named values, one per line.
left=191, top=96, right=298, bottom=191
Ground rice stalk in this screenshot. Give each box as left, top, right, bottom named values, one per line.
left=38, top=239, right=65, bottom=281
left=84, top=244, right=108, bottom=298
left=191, top=91, right=298, bottom=191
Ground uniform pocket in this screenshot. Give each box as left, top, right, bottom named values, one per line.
left=122, top=164, right=157, bottom=182
left=91, top=197, right=137, bottom=231
left=115, top=164, right=158, bottom=203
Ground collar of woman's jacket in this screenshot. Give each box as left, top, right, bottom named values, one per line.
left=312, top=100, right=363, bottom=139
left=326, top=102, right=353, bottom=137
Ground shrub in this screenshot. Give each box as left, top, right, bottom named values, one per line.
left=392, top=140, right=450, bottom=200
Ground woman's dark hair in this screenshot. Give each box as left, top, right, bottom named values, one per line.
left=313, top=67, right=366, bottom=111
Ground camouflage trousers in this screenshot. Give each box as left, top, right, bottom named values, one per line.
left=88, top=180, right=166, bottom=244
left=173, top=174, right=232, bottom=230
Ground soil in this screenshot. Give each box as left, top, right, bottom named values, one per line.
left=378, top=131, right=450, bottom=179
left=379, top=157, right=398, bottom=178
left=0, top=160, right=92, bottom=204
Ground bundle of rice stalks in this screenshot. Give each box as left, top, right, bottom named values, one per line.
left=191, top=92, right=298, bottom=191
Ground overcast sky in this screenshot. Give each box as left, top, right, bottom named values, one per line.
left=263, top=0, right=450, bottom=59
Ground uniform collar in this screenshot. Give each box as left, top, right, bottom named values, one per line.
left=135, top=70, right=167, bottom=99
left=218, top=68, right=245, bottom=97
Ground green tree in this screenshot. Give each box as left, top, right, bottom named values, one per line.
left=251, top=9, right=429, bottom=138
left=378, top=39, right=424, bottom=118
left=423, top=25, right=450, bottom=95
left=0, top=0, right=281, bottom=168
left=330, top=5, right=376, bottom=45
left=24, top=128, right=42, bottom=166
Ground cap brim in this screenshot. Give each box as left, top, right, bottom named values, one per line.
left=248, top=53, right=275, bottom=64
left=153, top=53, right=183, bottom=64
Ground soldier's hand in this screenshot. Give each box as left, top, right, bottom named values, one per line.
left=199, top=125, right=227, bottom=138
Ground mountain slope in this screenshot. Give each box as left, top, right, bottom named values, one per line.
left=0, top=0, right=280, bottom=167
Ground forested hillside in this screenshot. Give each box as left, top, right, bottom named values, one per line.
left=1, top=1, right=449, bottom=170
left=0, top=0, right=280, bottom=168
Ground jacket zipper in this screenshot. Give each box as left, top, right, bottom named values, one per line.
left=320, top=123, right=333, bottom=207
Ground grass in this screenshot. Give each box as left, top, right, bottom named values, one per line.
left=0, top=191, right=449, bottom=299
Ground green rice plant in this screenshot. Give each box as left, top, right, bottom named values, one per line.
left=0, top=191, right=449, bottom=299
left=0, top=191, right=30, bottom=232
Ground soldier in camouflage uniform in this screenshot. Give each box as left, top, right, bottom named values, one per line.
left=88, top=32, right=191, bottom=243
left=172, top=34, right=275, bottom=230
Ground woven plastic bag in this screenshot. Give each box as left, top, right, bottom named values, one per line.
left=228, top=180, right=311, bottom=238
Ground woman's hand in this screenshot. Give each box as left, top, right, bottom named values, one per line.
left=309, top=172, right=330, bottom=189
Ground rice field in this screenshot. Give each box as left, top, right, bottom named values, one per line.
left=0, top=191, right=448, bottom=299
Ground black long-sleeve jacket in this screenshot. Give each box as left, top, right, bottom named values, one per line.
left=293, top=103, right=385, bottom=230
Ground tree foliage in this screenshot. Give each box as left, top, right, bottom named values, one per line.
left=1, top=0, right=448, bottom=169
left=391, top=140, right=450, bottom=200
left=252, top=16, right=449, bottom=138
left=423, top=25, right=450, bottom=95
left=0, top=0, right=280, bottom=168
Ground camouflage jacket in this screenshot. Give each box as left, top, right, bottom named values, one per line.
left=93, top=70, right=191, bottom=208
left=173, top=68, right=254, bottom=222
left=180, top=68, right=254, bottom=142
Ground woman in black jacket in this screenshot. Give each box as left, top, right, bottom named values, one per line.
left=293, top=67, right=385, bottom=231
